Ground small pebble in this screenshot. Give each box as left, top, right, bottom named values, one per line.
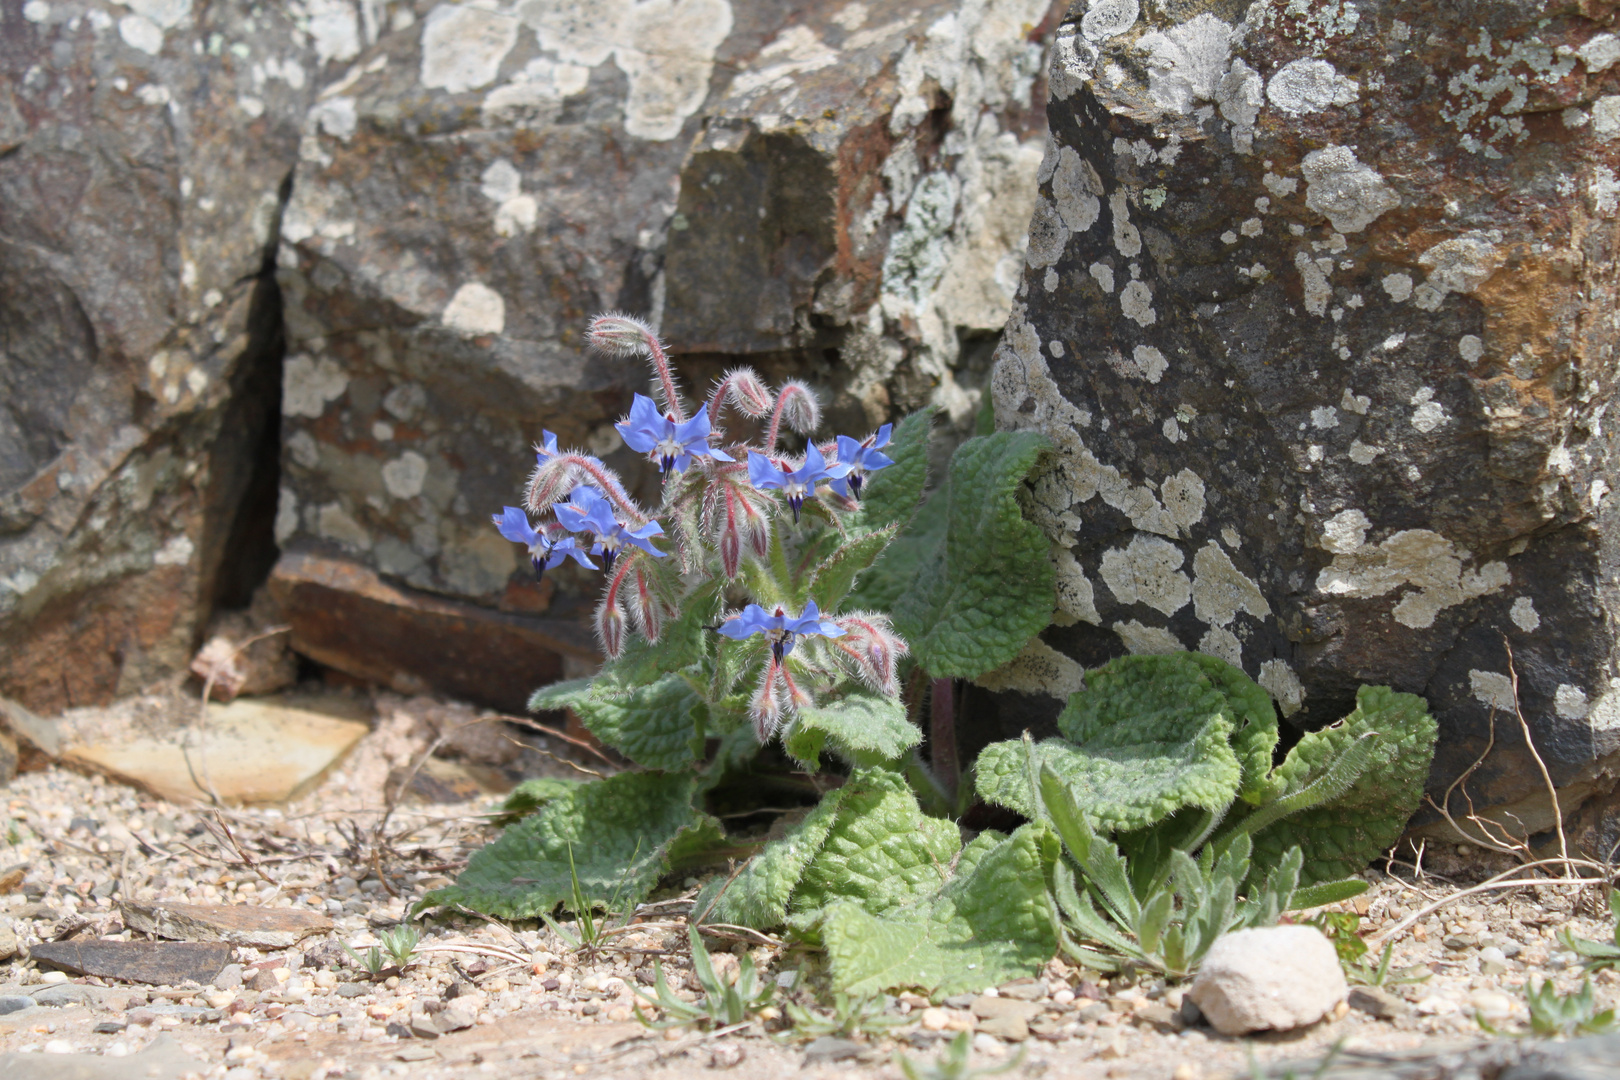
left=39, top=971, right=68, bottom=985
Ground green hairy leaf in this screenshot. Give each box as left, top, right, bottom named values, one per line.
left=530, top=670, right=702, bottom=772
left=421, top=772, right=720, bottom=918
left=704, top=768, right=958, bottom=930
left=1242, top=684, right=1437, bottom=885
left=891, top=431, right=1054, bottom=678
left=784, top=688, right=922, bottom=770
left=492, top=777, right=582, bottom=825
left=807, top=525, right=899, bottom=613
left=817, top=824, right=1059, bottom=996
left=976, top=654, right=1244, bottom=831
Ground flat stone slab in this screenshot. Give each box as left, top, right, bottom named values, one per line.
left=30, top=941, right=232, bottom=986
left=0, top=1032, right=197, bottom=1080
left=61, top=693, right=369, bottom=804
left=121, top=901, right=333, bottom=948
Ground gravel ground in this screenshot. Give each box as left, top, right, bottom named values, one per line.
left=1, top=695, right=1618, bottom=1080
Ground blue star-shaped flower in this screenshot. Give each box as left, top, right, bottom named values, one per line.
left=552, top=485, right=667, bottom=571
left=534, top=430, right=560, bottom=465
left=829, top=423, right=894, bottom=500
left=747, top=443, right=845, bottom=523
left=715, top=600, right=845, bottom=663
left=492, top=506, right=598, bottom=579
left=615, top=394, right=735, bottom=473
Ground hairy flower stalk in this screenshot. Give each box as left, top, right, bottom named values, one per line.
left=588, top=313, right=685, bottom=423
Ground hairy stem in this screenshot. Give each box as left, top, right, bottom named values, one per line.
left=646, top=334, right=685, bottom=424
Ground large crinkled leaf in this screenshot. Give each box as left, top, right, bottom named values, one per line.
left=699, top=789, right=851, bottom=929
left=530, top=670, right=702, bottom=771
left=891, top=431, right=1053, bottom=678
left=1181, top=653, right=1278, bottom=805
left=975, top=654, right=1244, bottom=831
left=791, top=769, right=960, bottom=917
left=1245, top=685, right=1437, bottom=884
left=704, top=769, right=959, bottom=930
left=420, top=772, right=717, bottom=918
left=817, top=824, right=1059, bottom=996
left=846, top=480, right=946, bottom=614
left=783, top=688, right=921, bottom=769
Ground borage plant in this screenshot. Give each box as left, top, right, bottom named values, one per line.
left=419, top=313, right=1055, bottom=942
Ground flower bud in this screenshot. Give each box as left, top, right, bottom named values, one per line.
left=725, top=367, right=774, bottom=418
left=750, top=662, right=785, bottom=742
left=587, top=312, right=659, bottom=357
left=778, top=664, right=813, bottom=712
left=775, top=380, right=821, bottom=435
left=596, top=597, right=627, bottom=659
left=629, top=566, right=663, bottom=643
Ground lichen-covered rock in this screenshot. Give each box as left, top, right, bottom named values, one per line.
left=273, top=0, right=1064, bottom=703
left=992, top=1, right=1620, bottom=825
left=0, top=0, right=325, bottom=713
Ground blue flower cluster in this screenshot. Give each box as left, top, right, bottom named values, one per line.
left=487, top=312, right=910, bottom=739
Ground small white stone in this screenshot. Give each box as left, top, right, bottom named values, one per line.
left=1187, top=926, right=1347, bottom=1035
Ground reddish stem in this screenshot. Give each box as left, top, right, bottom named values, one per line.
left=644, top=334, right=685, bottom=424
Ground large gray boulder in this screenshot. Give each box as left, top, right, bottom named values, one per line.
left=271, top=0, right=1064, bottom=708
left=0, top=0, right=323, bottom=712
left=991, top=1, right=1620, bottom=831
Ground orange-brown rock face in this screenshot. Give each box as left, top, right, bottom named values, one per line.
left=993, top=0, right=1620, bottom=826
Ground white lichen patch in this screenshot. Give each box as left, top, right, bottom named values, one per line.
left=1340, top=388, right=1370, bottom=415
left=1592, top=96, right=1620, bottom=139
left=1198, top=627, right=1242, bottom=667
left=1579, top=33, right=1620, bottom=74
left=1469, top=670, right=1516, bottom=712
left=1113, top=619, right=1184, bottom=656
left=1191, top=542, right=1270, bottom=628
left=442, top=282, right=506, bottom=336
left=1120, top=279, right=1156, bottom=326
left=1266, top=58, right=1358, bottom=115
left=1459, top=334, right=1485, bottom=364
left=1258, top=659, right=1304, bottom=716
left=1412, top=233, right=1502, bottom=310
left=1080, top=0, right=1137, bottom=42
left=1053, top=547, right=1101, bottom=625
left=382, top=451, right=429, bottom=500
left=1556, top=684, right=1590, bottom=720
left=1025, top=199, right=1068, bottom=269
left=421, top=3, right=519, bottom=95
left=1109, top=192, right=1141, bottom=257
left=1099, top=535, right=1191, bottom=616
left=153, top=534, right=195, bottom=567
left=1160, top=468, right=1206, bottom=531
left=1216, top=59, right=1263, bottom=151
left=1317, top=528, right=1511, bottom=629
left=1051, top=147, right=1103, bottom=233
left=1510, top=596, right=1540, bottom=632
left=1132, top=344, right=1167, bottom=383
left=1381, top=272, right=1414, bottom=302
left=1137, top=13, right=1232, bottom=115
left=309, top=97, right=358, bottom=141
left=726, top=24, right=838, bottom=98
left=274, top=488, right=299, bottom=545
left=1294, top=251, right=1332, bottom=315
left=1089, top=262, right=1115, bottom=293
left=1301, top=145, right=1399, bottom=234
left=282, top=354, right=349, bottom=418
left=974, top=638, right=1086, bottom=699
left=1321, top=509, right=1370, bottom=554
left=1409, top=387, right=1449, bottom=433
